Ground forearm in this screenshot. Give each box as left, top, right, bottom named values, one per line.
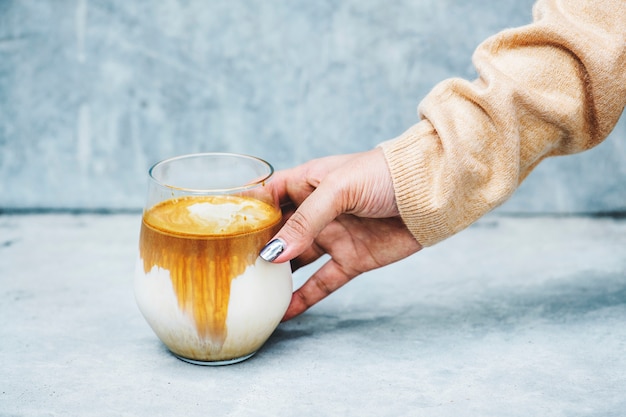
left=380, top=0, right=626, bottom=246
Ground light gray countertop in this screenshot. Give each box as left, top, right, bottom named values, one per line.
left=1, top=213, right=625, bottom=416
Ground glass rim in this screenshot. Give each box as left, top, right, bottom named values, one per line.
left=148, top=152, right=275, bottom=194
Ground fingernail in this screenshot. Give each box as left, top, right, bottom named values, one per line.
left=260, top=238, right=285, bottom=262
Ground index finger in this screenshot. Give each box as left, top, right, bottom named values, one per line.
left=282, top=256, right=355, bottom=321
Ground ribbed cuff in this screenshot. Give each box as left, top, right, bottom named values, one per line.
left=378, top=121, right=454, bottom=247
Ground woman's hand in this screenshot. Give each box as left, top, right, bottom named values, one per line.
left=261, top=148, right=422, bottom=321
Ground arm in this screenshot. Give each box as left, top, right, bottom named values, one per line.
left=264, top=0, right=626, bottom=320
left=380, top=0, right=626, bottom=246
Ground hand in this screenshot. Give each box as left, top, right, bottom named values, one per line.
left=261, top=148, right=422, bottom=321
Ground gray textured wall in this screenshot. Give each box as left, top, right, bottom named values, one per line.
left=0, top=0, right=624, bottom=213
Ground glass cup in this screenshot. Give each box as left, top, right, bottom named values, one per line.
left=134, top=153, right=293, bottom=365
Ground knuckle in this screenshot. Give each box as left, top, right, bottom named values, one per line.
left=284, top=210, right=312, bottom=239
left=294, top=289, right=314, bottom=309
left=311, top=275, right=333, bottom=297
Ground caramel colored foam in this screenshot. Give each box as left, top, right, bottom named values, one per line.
left=139, top=195, right=281, bottom=346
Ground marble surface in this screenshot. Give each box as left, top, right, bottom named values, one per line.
left=1, top=0, right=625, bottom=213
left=1, top=213, right=625, bottom=416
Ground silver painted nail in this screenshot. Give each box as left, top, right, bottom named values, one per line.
left=260, top=238, right=285, bottom=262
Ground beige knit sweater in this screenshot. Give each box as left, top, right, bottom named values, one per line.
left=380, top=0, right=626, bottom=247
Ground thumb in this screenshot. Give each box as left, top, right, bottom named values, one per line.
left=259, top=182, right=342, bottom=263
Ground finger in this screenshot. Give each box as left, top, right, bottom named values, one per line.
left=270, top=169, right=303, bottom=207
left=260, top=180, right=343, bottom=263
left=274, top=203, right=327, bottom=272
left=269, top=154, right=358, bottom=209
left=281, top=257, right=355, bottom=321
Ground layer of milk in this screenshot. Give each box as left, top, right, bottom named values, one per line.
left=134, top=255, right=292, bottom=360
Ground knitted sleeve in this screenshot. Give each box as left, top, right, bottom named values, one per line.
left=379, top=0, right=626, bottom=247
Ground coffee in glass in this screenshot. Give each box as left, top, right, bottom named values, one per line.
left=134, top=153, right=292, bottom=365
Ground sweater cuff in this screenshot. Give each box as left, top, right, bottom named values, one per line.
left=378, top=121, right=455, bottom=247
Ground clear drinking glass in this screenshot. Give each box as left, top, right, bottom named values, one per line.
left=134, top=153, right=292, bottom=365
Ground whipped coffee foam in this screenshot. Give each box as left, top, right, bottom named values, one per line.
left=144, top=195, right=280, bottom=236
left=187, top=200, right=269, bottom=233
